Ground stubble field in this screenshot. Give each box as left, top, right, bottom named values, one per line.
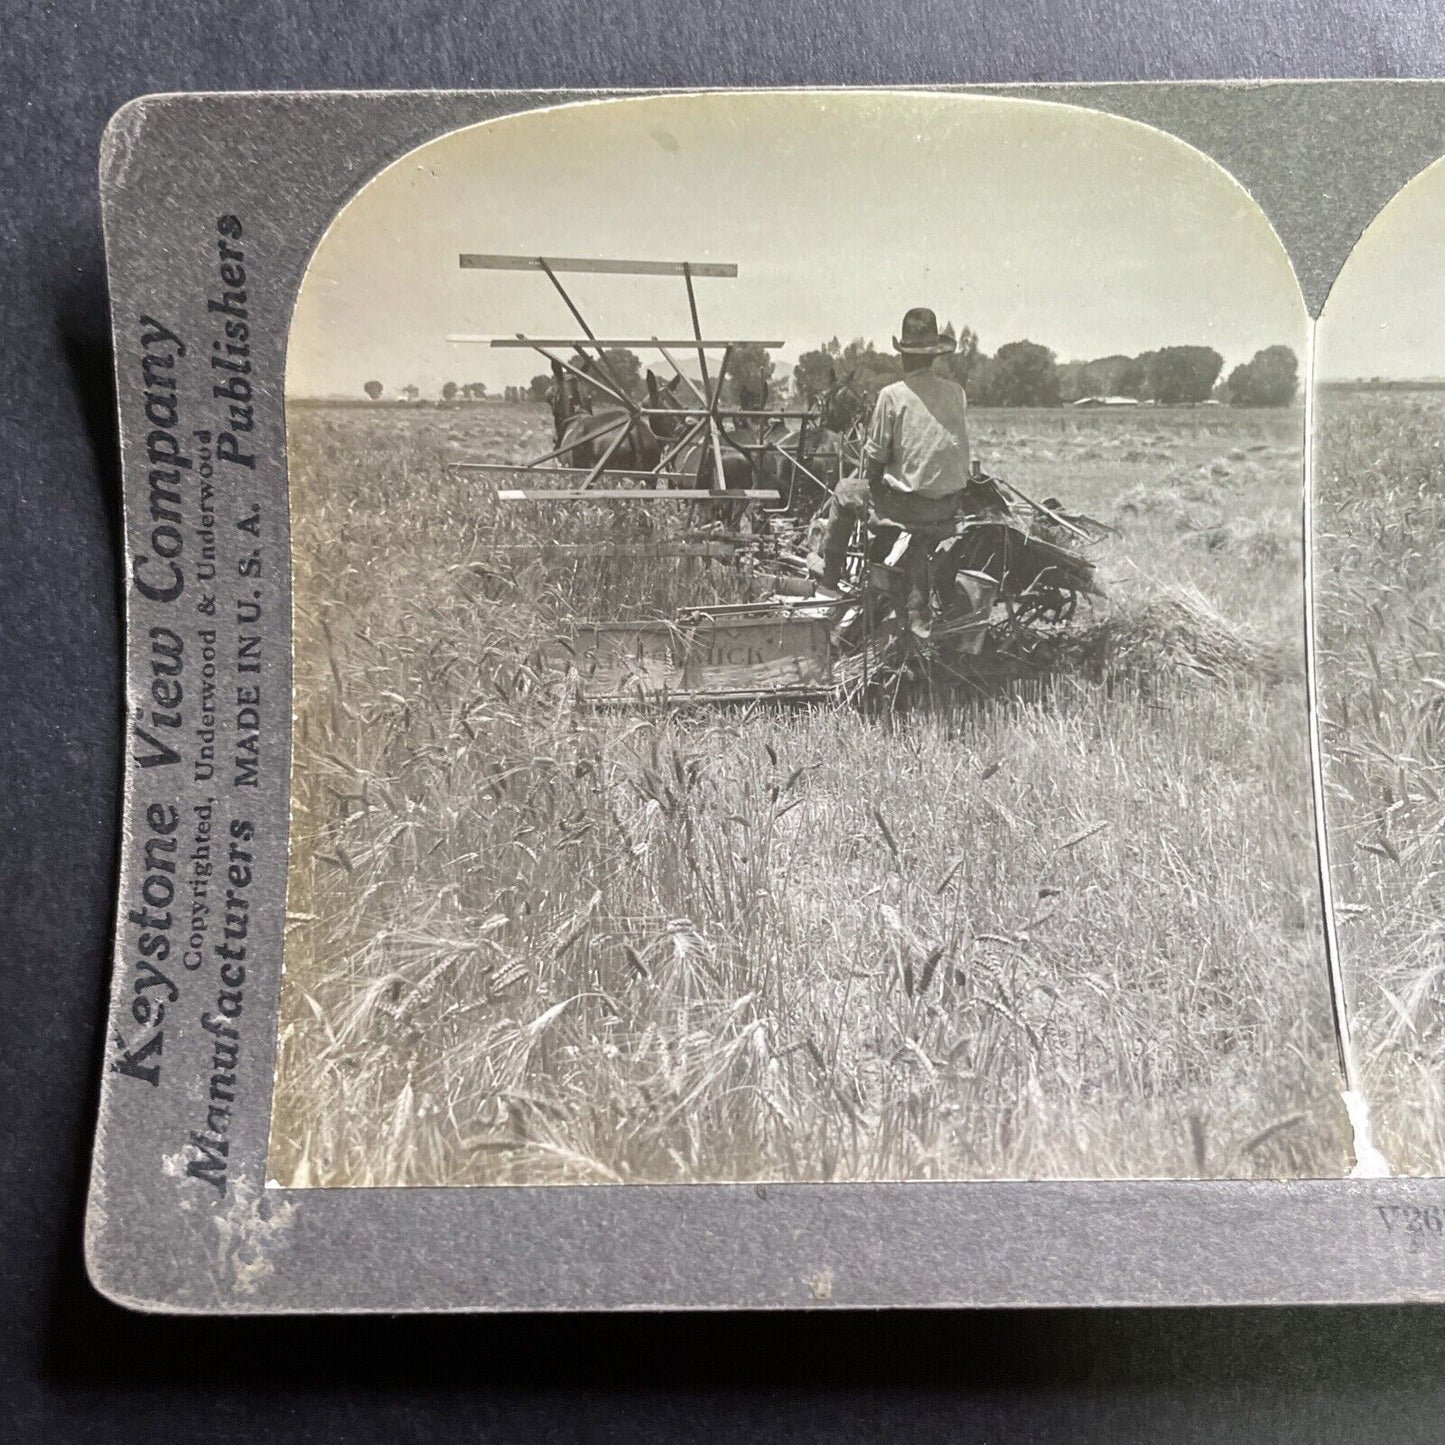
left=1315, top=387, right=1445, bottom=1175
left=267, top=399, right=1349, bottom=1188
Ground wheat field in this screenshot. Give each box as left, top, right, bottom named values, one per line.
left=267, top=400, right=1350, bottom=1188
left=1315, top=387, right=1445, bottom=1175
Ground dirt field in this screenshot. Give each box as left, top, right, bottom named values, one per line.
left=1315, top=387, right=1445, bottom=1175
left=267, top=399, right=1349, bottom=1187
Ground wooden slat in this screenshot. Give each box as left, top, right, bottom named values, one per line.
left=570, top=623, right=678, bottom=698
left=682, top=614, right=833, bottom=694
left=453, top=462, right=675, bottom=480
left=635, top=408, right=814, bottom=423
left=467, top=338, right=783, bottom=349
left=459, top=255, right=737, bottom=277
left=689, top=409, right=814, bottom=420
left=486, top=541, right=738, bottom=560
left=496, top=488, right=783, bottom=503
left=569, top=616, right=833, bottom=703
left=454, top=463, right=773, bottom=487
left=583, top=687, right=837, bottom=706
left=678, top=599, right=853, bottom=620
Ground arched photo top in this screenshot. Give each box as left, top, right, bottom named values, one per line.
left=1316, top=151, right=1445, bottom=381
left=286, top=90, right=1306, bottom=403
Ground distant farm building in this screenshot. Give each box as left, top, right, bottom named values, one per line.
left=1072, top=395, right=1140, bottom=408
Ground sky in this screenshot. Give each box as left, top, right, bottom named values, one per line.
left=287, top=91, right=1307, bottom=399
left=1317, top=153, right=1445, bottom=381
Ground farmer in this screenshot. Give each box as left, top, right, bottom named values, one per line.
left=812, top=307, right=972, bottom=635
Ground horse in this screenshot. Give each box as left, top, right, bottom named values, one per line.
left=643, top=369, right=757, bottom=492
left=642, top=368, right=687, bottom=444
left=640, top=366, right=872, bottom=522
left=640, top=368, right=772, bottom=528
left=548, top=358, right=663, bottom=476
left=812, top=368, right=872, bottom=469
left=758, top=369, right=873, bottom=520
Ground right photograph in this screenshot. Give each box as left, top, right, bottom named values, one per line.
left=1315, top=158, right=1445, bottom=1175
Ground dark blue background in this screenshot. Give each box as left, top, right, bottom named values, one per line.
left=7, top=4, right=1445, bottom=1438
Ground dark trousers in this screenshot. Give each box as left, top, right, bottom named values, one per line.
left=818, top=474, right=962, bottom=587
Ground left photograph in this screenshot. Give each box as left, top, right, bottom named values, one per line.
left=269, top=90, right=1345, bottom=1189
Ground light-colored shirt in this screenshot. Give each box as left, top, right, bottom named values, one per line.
left=862, top=373, right=971, bottom=498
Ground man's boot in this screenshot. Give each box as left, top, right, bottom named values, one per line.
left=904, top=542, right=932, bottom=640
left=907, top=588, right=932, bottom=641
left=807, top=506, right=855, bottom=592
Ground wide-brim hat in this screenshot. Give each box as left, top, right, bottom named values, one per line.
left=893, top=307, right=956, bottom=356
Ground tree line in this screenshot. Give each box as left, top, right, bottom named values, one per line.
left=359, top=335, right=1298, bottom=410
left=363, top=379, right=493, bottom=403
left=789, top=332, right=1299, bottom=407
left=361, top=345, right=775, bottom=409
